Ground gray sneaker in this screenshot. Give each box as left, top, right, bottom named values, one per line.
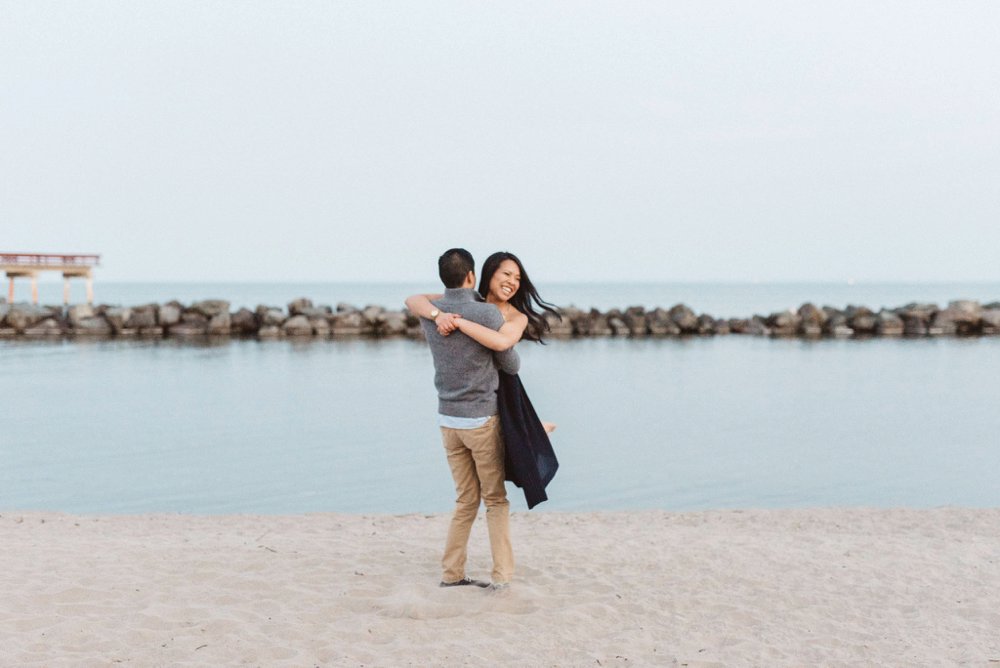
left=488, top=582, right=510, bottom=592
left=439, top=577, right=489, bottom=588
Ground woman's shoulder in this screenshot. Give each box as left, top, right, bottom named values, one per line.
left=508, top=309, right=529, bottom=326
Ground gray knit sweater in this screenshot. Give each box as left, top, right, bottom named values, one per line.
left=420, top=288, right=521, bottom=418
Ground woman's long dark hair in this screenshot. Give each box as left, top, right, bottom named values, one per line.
left=478, top=251, right=561, bottom=343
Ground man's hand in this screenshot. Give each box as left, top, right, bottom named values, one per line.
left=435, top=312, right=462, bottom=336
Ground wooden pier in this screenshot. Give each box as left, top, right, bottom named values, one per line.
left=1, top=253, right=100, bottom=305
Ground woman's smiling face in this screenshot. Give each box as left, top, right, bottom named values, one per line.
left=488, top=259, right=521, bottom=303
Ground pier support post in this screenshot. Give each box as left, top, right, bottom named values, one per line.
left=31, top=273, right=38, bottom=305
left=86, top=274, right=94, bottom=305
left=7, top=276, right=13, bottom=303
left=63, top=275, right=71, bottom=305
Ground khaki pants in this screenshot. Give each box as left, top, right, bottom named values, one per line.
left=440, top=415, right=514, bottom=584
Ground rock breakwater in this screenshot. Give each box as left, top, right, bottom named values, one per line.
left=2, top=298, right=999, bottom=340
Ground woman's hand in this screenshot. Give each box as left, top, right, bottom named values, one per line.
left=436, top=312, right=462, bottom=336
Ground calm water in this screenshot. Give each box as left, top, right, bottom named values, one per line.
left=19, top=280, right=1000, bottom=317
left=2, top=335, right=998, bottom=514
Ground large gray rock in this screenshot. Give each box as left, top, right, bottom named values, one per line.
left=948, top=299, right=982, bottom=314
left=981, top=309, right=1000, bottom=335
left=256, top=306, right=285, bottom=327
left=727, top=318, right=752, bottom=334
left=846, top=306, right=877, bottom=335
left=766, top=310, right=800, bottom=336
left=207, top=312, right=231, bottom=335
left=282, top=315, right=313, bottom=336
left=400, top=309, right=423, bottom=337
left=67, top=304, right=95, bottom=327
left=798, top=302, right=827, bottom=325
left=745, top=316, right=770, bottom=336
left=585, top=309, right=613, bottom=336
left=829, top=323, right=853, bottom=338
left=0, top=303, right=9, bottom=325
left=544, top=309, right=572, bottom=337
left=897, top=303, right=937, bottom=336
left=822, top=306, right=844, bottom=318
left=820, top=308, right=851, bottom=337
left=648, top=308, right=680, bottom=336
left=932, top=301, right=982, bottom=335
left=563, top=308, right=591, bottom=335
left=257, top=325, right=282, bottom=338
left=105, top=307, right=132, bottom=333
left=623, top=307, right=648, bottom=336
left=23, top=318, right=62, bottom=336
left=231, top=308, right=258, bottom=334
left=181, top=311, right=208, bottom=325
left=287, top=298, right=314, bottom=315
left=361, top=306, right=385, bottom=329
left=310, top=317, right=331, bottom=336
left=946, top=299, right=983, bottom=335
left=190, top=300, right=231, bottom=318
left=331, top=310, right=365, bottom=335
left=696, top=314, right=716, bottom=335
left=381, top=311, right=408, bottom=336
left=820, top=307, right=846, bottom=335
left=668, top=304, right=698, bottom=333
left=126, top=306, right=158, bottom=329
left=876, top=310, right=904, bottom=336
left=168, top=321, right=208, bottom=336
left=159, top=304, right=182, bottom=327
left=6, top=304, right=56, bottom=332
left=74, top=316, right=112, bottom=335
left=606, top=310, right=629, bottom=336
left=799, top=323, right=823, bottom=337
left=797, top=303, right=827, bottom=336
left=296, top=306, right=331, bottom=319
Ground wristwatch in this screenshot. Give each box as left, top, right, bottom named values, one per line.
left=430, top=309, right=440, bottom=320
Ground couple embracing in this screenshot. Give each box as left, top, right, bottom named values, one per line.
left=406, top=248, right=560, bottom=591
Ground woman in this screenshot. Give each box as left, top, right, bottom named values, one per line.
left=405, top=251, right=561, bottom=508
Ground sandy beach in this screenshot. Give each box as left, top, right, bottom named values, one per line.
left=2, top=508, right=998, bottom=666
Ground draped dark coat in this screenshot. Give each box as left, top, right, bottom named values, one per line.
left=498, top=372, right=559, bottom=509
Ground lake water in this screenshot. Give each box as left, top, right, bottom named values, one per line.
left=3, top=332, right=999, bottom=515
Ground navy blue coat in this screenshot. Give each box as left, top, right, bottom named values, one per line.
left=498, top=372, right=559, bottom=509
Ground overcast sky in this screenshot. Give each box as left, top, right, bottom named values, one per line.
left=2, top=1, right=998, bottom=283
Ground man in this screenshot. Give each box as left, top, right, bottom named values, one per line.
left=416, top=248, right=520, bottom=591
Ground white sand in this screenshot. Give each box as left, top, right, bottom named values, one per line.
left=1, top=508, right=998, bottom=666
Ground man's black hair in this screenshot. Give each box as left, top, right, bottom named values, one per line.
left=438, top=248, right=475, bottom=288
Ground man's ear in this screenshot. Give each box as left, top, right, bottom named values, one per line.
left=464, top=271, right=476, bottom=288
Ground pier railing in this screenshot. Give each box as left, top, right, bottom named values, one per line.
left=1, top=253, right=101, bottom=267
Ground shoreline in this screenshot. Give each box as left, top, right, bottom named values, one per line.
left=3, top=507, right=998, bottom=665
